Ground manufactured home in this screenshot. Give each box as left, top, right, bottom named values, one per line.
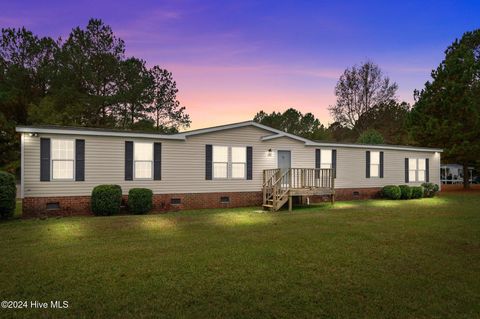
left=16, top=121, right=442, bottom=217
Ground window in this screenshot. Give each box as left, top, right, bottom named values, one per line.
left=409, top=158, right=426, bottom=182
left=370, top=151, right=380, bottom=177
left=231, top=147, right=246, bottom=179
left=418, top=159, right=426, bottom=182
left=213, top=146, right=247, bottom=179
left=409, top=158, right=417, bottom=182
left=213, top=146, right=228, bottom=178
left=320, top=149, right=332, bottom=169
left=134, top=142, right=153, bottom=179
left=51, top=139, right=74, bottom=180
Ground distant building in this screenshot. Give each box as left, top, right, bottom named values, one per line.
left=441, top=164, right=474, bottom=184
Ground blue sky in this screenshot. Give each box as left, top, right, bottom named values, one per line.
left=1, top=0, right=479, bottom=128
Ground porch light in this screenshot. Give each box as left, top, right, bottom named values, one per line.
left=267, top=149, right=273, bottom=157
left=28, top=133, right=39, bottom=137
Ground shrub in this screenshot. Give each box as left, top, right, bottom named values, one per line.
left=0, top=171, right=16, bottom=219
left=398, top=185, right=412, bottom=200
left=411, top=186, right=424, bottom=199
left=422, top=183, right=439, bottom=198
left=128, top=188, right=153, bottom=214
left=91, top=185, right=122, bottom=216
left=382, top=185, right=401, bottom=200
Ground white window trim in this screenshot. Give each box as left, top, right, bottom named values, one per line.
left=320, top=149, right=332, bottom=169
left=213, top=145, right=247, bottom=180
left=408, top=158, right=426, bottom=183
left=213, top=145, right=229, bottom=180
left=370, top=151, right=380, bottom=178
left=133, top=142, right=154, bottom=180
left=231, top=146, right=247, bottom=180
left=417, top=159, right=426, bottom=182
left=51, top=138, right=75, bottom=181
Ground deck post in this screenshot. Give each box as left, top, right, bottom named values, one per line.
left=331, top=168, right=335, bottom=205
left=289, top=169, right=292, bottom=188
left=288, top=195, right=292, bottom=212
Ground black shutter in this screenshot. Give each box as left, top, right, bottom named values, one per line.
left=206, top=144, right=212, bottom=180
left=425, top=158, right=429, bottom=182
left=40, top=138, right=50, bottom=181
left=332, top=149, right=337, bottom=178
left=246, top=146, right=253, bottom=180
left=154, top=142, right=162, bottom=180
left=75, top=139, right=85, bottom=181
left=366, top=151, right=370, bottom=178
left=125, top=141, right=133, bottom=181
left=315, top=149, right=321, bottom=178
left=405, top=158, right=409, bottom=183
left=379, top=151, right=384, bottom=178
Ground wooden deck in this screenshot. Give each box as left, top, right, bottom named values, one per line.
left=262, top=168, right=335, bottom=211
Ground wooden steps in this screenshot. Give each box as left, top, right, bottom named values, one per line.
left=262, top=168, right=335, bottom=212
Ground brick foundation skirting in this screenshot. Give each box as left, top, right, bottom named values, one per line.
left=22, top=191, right=263, bottom=218
left=22, top=187, right=383, bottom=218
left=310, top=187, right=382, bottom=203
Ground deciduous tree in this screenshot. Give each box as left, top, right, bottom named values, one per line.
left=329, top=61, right=398, bottom=131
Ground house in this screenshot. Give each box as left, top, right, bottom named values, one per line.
left=16, top=121, right=442, bottom=217
left=440, top=164, right=474, bottom=184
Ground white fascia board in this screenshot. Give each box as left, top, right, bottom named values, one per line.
left=177, top=121, right=281, bottom=138
left=304, top=141, right=443, bottom=152
left=16, top=126, right=185, bottom=140
left=255, top=126, right=443, bottom=152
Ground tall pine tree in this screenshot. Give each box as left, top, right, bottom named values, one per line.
left=409, top=29, right=480, bottom=188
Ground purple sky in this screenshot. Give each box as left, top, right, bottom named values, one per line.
left=1, top=0, right=479, bottom=129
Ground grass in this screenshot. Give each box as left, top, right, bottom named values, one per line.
left=1, top=193, right=480, bottom=318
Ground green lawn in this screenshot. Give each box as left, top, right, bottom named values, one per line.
left=1, top=193, right=480, bottom=318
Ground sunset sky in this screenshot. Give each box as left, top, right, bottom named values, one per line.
left=2, top=0, right=479, bottom=129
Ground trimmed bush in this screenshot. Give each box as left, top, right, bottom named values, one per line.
left=422, top=183, right=439, bottom=198
left=382, top=185, right=401, bottom=200
left=91, top=185, right=122, bottom=216
left=128, top=188, right=153, bottom=214
left=411, top=186, right=424, bottom=199
left=0, top=171, right=16, bottom=219
left=398, top=185, right=412, bottom=200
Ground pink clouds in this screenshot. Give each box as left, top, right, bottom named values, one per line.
left=167, top=62, right=338, bottom=129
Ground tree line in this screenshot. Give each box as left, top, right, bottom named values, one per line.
left=0, top=19, right=190, bottom=172
left=255, top=30, right=480, bottom=188
left=1, top=20, right=479, bottom=188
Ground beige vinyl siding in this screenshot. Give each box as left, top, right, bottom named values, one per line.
left=334, top=148, right=440, bottom=188
left=22, top=125, right=440, bottom=197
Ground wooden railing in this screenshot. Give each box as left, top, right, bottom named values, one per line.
left=263, top=169, right=280, bottom=205
left=262, top=168, right=335, bottom=211
left=263, top=168, right=334, bottom=189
